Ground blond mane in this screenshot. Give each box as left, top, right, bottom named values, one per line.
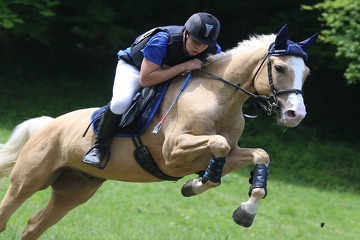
left=207, top=34, right=276, bottom=63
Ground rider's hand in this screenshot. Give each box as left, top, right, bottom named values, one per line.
left=183, top=59, right=203, bottom=71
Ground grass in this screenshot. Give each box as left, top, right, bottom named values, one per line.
left=0, top=175, right=359, bottom=240
left=0, top=77, right=359, bottom=239
left=0, top=120, right=359, bottom=239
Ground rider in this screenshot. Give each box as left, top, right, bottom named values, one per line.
left=83, top=12, right=222, bottom=168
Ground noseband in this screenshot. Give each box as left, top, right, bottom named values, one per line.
left=200, top=51, right=304, bottom=116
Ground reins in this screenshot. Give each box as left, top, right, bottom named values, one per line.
left=153, top=48, right=305, bottom=133
left=198, top=69, right=255, bottom=96
left=199, top=51, right=304, bottom=116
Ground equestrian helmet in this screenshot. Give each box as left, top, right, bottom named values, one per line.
left=184, top=12, right=220, bottom=45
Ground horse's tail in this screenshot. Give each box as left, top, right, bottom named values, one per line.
left=0, top=116, right=54, bottom=179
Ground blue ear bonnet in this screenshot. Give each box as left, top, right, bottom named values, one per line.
left=268, top=24, right=318, bottom=60
left=268, top=40, right=309, bottom=60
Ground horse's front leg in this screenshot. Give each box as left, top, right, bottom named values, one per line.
left=165, top=133, right=231, bottom=195
left=181, top=145, right=270, bottom=228
left=228, top=147, right=270, bottom=228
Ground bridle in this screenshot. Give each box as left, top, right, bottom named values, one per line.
left=199, top=50, right=304, bottom=116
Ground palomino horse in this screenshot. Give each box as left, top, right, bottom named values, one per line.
left=0, top=25, right=317, bottom=239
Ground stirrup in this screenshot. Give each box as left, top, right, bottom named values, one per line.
left=82, top=144, right=111, bottom=169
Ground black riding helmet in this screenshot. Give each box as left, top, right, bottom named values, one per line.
left=184, top=12, right=220, bottom=46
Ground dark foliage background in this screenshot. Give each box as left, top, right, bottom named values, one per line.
left=1, top=0, right=359, bottom=144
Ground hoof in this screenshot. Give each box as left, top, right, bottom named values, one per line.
left=181, top=178, right=199, bottom=197
left=232, top=207, right=256, bottom=228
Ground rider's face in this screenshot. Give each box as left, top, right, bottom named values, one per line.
left=184, top=35, right=209, bottom=56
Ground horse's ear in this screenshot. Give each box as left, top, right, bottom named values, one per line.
left=297, top=33, right=319, bottom=52
left=274, top=24, right=289, bottom=50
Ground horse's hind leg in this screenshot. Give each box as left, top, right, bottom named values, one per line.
left=0, top=166, right=51, bottom=233
left=0, top=181, right=34, bottom=233
left=21, top=171, right=104, bottom=240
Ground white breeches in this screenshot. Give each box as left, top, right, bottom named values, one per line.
left=110, top=60, right=141, bottom=115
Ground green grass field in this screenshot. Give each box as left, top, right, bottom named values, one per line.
left=1, top=123, right=359, bottom=239
left=1, top=173, right=359, bottom=240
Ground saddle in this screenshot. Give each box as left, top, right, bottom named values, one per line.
left=91, top=81, right=169, bottom=137
left=89, top=81, right=182, bottom=181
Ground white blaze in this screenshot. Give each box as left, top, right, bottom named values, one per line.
left=282, top=57, right=307, bottom=126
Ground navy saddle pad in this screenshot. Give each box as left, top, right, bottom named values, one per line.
left=90, top=81, right=170, bottom=137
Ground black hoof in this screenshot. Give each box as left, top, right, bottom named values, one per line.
left=232, top=207, right=255, bottom=228
left=181, top=179, right=199, bottom=197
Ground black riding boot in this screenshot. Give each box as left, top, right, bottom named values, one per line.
left=83, top=105, right=122, bottom=168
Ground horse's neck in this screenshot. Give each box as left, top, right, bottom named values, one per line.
left=229, top=47, right=265, bottom=88
left=205, top=47, right=266, bottom=105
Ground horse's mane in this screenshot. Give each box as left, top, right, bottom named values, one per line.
left=207, top=34, right=276, bottom=63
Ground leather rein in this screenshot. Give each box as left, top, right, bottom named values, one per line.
left=199, top=51, right=304, bottom=116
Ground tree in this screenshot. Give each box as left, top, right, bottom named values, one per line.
left=303, top=0, right=360, bottom=84
left=0, top=0, right=59, bottom=76
left=0, top=0, right=59, bottom=37
left=0, top=0, right=130, bottom=78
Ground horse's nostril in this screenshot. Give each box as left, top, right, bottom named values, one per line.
left=286, top=110, right=296, bottom=118
left=284, top=109, right=307, bottom=121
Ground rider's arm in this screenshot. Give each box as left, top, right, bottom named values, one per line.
left=139, top=57, right=201, bottom=87
left=138, top=32, right=202, bottom=87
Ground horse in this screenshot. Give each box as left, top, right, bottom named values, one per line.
left=0, top=24, right=317, bottom=239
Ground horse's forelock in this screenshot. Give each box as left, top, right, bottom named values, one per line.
left=207, top=34, right=276, bottom=63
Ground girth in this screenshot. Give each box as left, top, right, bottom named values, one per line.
left=131, top=136, right=183, bottom=181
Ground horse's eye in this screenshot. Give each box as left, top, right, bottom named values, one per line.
left=274, top=65, right=284, bottom=73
